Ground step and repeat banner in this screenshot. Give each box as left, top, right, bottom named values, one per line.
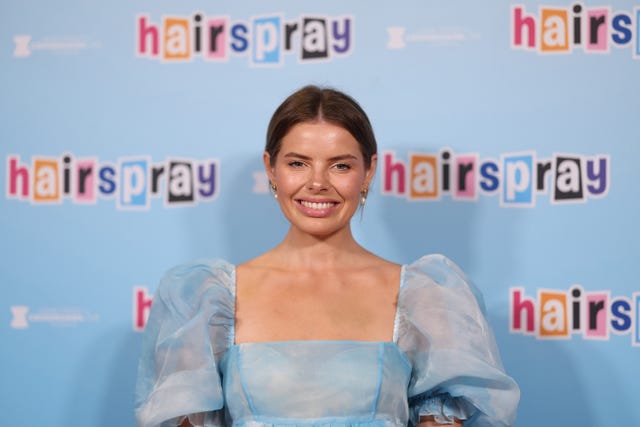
left=2, top=1, right=638, bottom=426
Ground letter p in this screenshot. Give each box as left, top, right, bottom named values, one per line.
left=118, top=158, right=149, bottom=209
left=502, top=153, right=535, bottom=206
left=252, top=16, right=281, bottom=65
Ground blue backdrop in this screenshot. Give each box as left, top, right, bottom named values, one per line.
left=2, top=1, right=638, bottom=426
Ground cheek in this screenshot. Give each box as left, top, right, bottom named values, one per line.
left=336, top=176, right=365, bottom=198
left=276, top=172, right=306, bottom=190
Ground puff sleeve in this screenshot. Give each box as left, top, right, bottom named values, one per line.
left=135, top=259, right=236, bottom=427
left=396, top=255, right=519, bottom=427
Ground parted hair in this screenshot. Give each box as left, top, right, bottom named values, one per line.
left=265, top=85, right=377, bottom=170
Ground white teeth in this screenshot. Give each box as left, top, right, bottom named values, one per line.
left=301, top=201, right=335, bottom=210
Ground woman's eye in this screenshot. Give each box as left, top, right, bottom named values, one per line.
left=288, top=161, right=305, bottom=167
left=335, top=163, right=351, bottom=170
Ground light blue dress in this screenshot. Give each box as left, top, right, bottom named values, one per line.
left=135, top=255, right=519, bottom=427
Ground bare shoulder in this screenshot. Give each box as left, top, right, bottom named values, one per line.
left=360, top=252, right=402, bottom=284
left=237, top=251, right=281, bottom=273
left=237, top=252, right=271, bottom=271
left=236, top=253, right=278, bottom=289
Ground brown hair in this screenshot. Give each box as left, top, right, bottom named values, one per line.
left=265, top=85, right=377, bottom=169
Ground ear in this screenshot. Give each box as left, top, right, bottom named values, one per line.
left=364, top=154, right=377, bottom=188
left=263, top=151, right=275, bottom=183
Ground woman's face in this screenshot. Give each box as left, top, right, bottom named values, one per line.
left=264, top=121, right=377, bottom=238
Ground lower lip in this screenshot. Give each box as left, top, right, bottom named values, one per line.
left=296, top=201, right=338, bottom=217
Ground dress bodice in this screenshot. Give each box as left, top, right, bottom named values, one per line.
left=221, top=341, right=411, bottom=427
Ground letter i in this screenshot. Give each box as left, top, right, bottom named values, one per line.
left=194, top=13, right=202, bottom=53
left=571, top=286, right=582, bottom=332
left=441, top=150, right=451, bottom=193
left=573, top=4, right=583, bottom=46
left=63, top=155, right=72, bottom=196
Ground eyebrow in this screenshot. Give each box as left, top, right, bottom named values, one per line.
left=283, top=152, right=359, bottom=162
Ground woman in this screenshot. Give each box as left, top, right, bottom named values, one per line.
left=135, top=86, right=520, bottom=427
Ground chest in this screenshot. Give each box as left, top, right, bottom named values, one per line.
left=234, top=271, right=400, bottom=343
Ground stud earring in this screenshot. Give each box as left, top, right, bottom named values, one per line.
left=270, top=182, right=278, bottom=199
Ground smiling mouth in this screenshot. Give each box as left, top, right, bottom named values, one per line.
left=299, top=200, right=337, bottom=210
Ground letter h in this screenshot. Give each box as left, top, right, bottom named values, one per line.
left=383, top=152, right=406, bottom=195
left=511, top=288, right=536, bottom=333
left=137, top=15, right=159, bottom=56
left=512, top=6, right=536, bottom=48
left=7, top=155, right=29, bottom=198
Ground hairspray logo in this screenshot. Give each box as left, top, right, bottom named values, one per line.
left=136, top=12, right=354, bottom=65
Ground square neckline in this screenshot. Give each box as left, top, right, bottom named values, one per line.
left=228, top=263, right=407, bottom=348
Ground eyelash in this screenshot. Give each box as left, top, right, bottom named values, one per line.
left=286, top=161, right=352, bottom=170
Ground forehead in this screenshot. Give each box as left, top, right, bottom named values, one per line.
left=280, top=121, right=361, bottom=156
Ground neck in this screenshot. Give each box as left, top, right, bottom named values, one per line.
left=271, top=225, right=369, bottom=270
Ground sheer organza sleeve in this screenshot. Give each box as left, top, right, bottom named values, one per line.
left=396, top=255, right=519, bottom=427
left=135, top=259, right=235, bottom=427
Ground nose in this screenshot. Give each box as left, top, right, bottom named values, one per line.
left=307, top=167, right=329, bottom=191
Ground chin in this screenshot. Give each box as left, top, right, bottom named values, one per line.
left=293, top=223, right=348, bottom=238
